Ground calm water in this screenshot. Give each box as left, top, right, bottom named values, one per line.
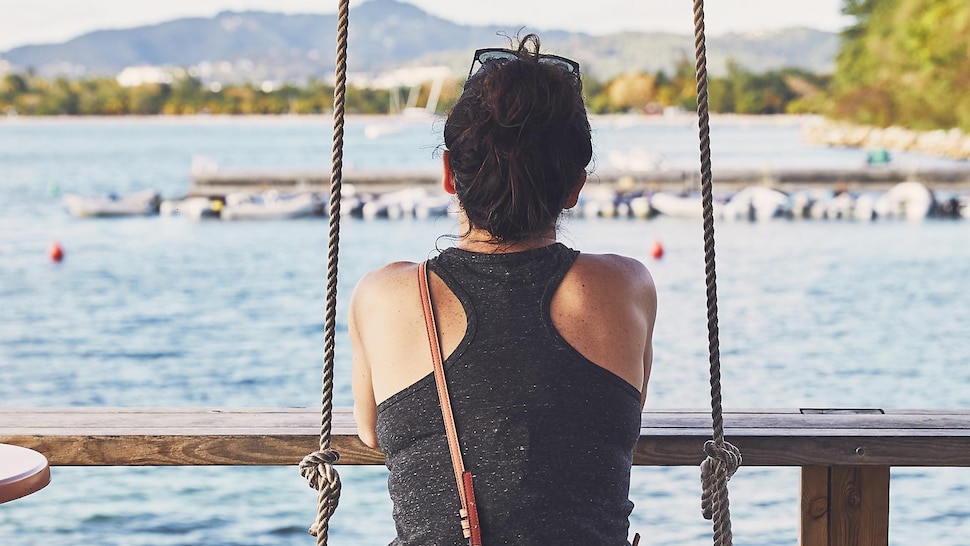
left=1, top=116, right=969, bottom=545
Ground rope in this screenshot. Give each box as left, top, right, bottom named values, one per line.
left=299, top=0, right=349, bottom=543
left=691, top=1, right=741, bottom=545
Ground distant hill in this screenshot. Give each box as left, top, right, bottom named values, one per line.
left=0, top=0, right=838, bottom=82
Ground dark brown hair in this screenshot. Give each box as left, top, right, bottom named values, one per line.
left=444, top=34, right=593, bottom=242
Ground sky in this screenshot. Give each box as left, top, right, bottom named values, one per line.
left=0, top=0, right=852, bottom=52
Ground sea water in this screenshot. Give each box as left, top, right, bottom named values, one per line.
left=1, top=115, right=969, bottom=545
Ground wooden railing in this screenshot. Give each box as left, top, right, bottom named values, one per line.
left=3, top=407, right=969, bottom=545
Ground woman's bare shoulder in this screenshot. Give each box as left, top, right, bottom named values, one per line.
left=572, top=252, right=655, bottom=289
left=351, top=261, right=419, bottom=309
left=565, top=252, right=657, bottom=317
left=356, top=260, right=418, bottom=285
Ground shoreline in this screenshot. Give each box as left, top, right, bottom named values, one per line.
left=805, top=119, right=970, bottom=160
left=0, top=112, right=819, bottom=126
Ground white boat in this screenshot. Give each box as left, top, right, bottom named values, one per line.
left=580, top=186, right=619, bottom=218
left=413, top=193, right=455, bottom=219
left=628, top=195, right=653, bottom=219
left=649, top=192, right=724, bottom=219
left=808, top=191, right=855, bottom=220
left=220, top=191, right=318, bottom=221
left=360, top=188, right=439, bottom=220
left=851, top=193, right=878, bottom=221
left=581, top=199, right=618, bottom=219
left=159, top=197, right=222, bottom=220
left=874, top=181, right=934, bottom=221
left=63, top=189, right=160, bottom=217
left=789, top=191, right=814, bottom=219
left=720, top=186, right=790, bottom=221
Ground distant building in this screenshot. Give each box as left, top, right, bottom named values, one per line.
left=116, top=66, right=174, bottom=87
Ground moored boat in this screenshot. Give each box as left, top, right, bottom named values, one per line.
left=720, top=186, right=790, bottom=221
left=648, top=191, right=725, bottom=219
left=360, top=187, right=442, bottom=220
left=159, top=197, right=223, bottom=219
left=63, top=189, right=161, bottom=218
left=579, top=186, right=621, bottom=218
left=874, top=181, right=934, bottom=221
left=220, top=191, right=318, bottom=221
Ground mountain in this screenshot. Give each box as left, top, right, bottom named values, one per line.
left=0, top=0, right=838, bottom=83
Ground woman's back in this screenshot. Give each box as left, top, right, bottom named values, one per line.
left=350, top=33, right=656, bottom=545
left=374, top=244, right=642, bottom=545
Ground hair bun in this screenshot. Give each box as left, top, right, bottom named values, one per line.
left=442, top=35, right=593, bottom=242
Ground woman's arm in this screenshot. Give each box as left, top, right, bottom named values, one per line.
left=350, top=279, right=379, bottom=449
left=638, top=272, right=657, bottom=409
left=610, top=255, right=657, bottom=410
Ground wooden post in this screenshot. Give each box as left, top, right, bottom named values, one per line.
left=801, top=466, right=829, bottom=546
left=800, top=466, right=890, bottom=546
left=830, top=466, right=890, bottom=546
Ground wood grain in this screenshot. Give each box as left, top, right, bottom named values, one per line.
left=829, top=466, right=890, bottom=546
left=800, top=466, right=829, bottom=546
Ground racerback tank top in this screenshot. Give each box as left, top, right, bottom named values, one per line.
left=376, top=243, right=641, bottom=545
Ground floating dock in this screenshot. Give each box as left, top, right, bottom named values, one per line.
left=189, top=166, right=970, bottom=198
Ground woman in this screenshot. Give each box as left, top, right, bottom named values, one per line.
left=351, top=34, right=657, bottom=545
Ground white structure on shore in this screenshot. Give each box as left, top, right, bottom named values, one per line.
left=116, top=65, right=175, bottom=87
left=357, top=66, right=452, bottom=114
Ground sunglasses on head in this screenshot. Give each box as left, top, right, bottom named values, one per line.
left=467, top=48, right=581, bottom=79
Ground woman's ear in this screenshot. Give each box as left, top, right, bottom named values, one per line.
left=442, top=150, right=456, bottom=195
left=564, top=173, right=587, bottom=209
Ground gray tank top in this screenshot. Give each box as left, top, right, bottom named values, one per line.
left=376, top=243, right=641, bottom=545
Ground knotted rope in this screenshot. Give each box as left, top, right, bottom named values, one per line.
left=691, top=1, right=742, bottom=545
left=299, top=0, right=349, bottom=543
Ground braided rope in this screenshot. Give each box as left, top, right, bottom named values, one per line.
left=691, top=2, right=741, bottom=546
left=299, top=0, right=349, bottom=543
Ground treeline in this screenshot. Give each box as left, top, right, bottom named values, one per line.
left=584, top=60, right=829, bottom=115
left=0, top=74, right=389, bottom=115
left=0, top=62, right=828, bottom=117
left=829, top=0, right=969, bottom=131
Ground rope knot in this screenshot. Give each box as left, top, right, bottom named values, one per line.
left=703, top=440, right=741, bottom=469
left=300, top=449, right=342, bottom=490
left=700, top=440, right=741, bottom=520
left=300, top=449, right=342, bottom=539
left=302, top=448, right=340, bottom=469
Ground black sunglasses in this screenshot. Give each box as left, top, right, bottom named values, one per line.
left=467, top=48, right=581, bottom=79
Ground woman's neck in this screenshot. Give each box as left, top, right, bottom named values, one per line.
left=457, top=225, right=558, bottom=254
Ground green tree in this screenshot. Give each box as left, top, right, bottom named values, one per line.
left=38, top=78, right=81, bottom=115
left=166, top=76, right=206, bottom=114
left=670, top=58, right=699, bottom=112
left=128, top=83, right=169, bottom=115
left=77, top=78, right=128, bottom=115
left=830, top=0, right=970, bottom=131
left=606, top=72, right=658, bottom=112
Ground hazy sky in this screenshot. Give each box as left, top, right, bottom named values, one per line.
left=0, top=0, right=851, bottom=51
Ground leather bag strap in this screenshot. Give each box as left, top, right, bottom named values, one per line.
left=419, top=261, right=483, bottom=546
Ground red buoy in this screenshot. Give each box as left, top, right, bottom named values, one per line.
left=650, top=240, right=664, bottom=260
left=48, top=241, right=64, bottom=262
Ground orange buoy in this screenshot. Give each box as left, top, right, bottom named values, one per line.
left=48, top=241, right=64, bottom=262
left=650, top=240, right=664, bottom=260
